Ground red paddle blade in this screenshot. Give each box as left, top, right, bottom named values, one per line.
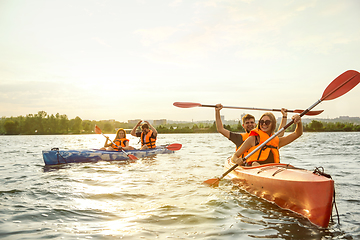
left=166, top=143, right=182, bottom=151
left=94, top=125, right=102, bottom=134
left=127, top=154, right=138, bottom=160
left=203, top=178, right=220, bottom=187
left=321, top=70, right=360, bottom=101
left=173, top=102, right=202, bottom=108
left=293, top=109, right=324, bottom=116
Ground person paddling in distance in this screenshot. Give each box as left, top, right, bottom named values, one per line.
left=100, top=128, right=135, bottom=151
left=230, top=112, right=303, bottom=166
left=215, top=104, right=288, bottom=150
left=130, top=120, right=158, bottom=150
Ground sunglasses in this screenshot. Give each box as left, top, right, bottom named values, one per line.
left=259, top=120, right=272, bottom=126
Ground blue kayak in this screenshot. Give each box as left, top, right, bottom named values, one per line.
left=42, top=146, right=176, bottom=165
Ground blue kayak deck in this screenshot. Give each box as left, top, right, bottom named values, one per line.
left=43, top=147, right=175, bottom=165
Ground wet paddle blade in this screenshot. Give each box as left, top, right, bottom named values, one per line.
left=173, top=102, right=202, bottom=108
left=120, top=149, right=138, bottom=160
left=203, top=178, right=220, bottom=187
left=166, top=143, right=182, bottom=151
left=293, top=109, right=324, bottom=116
left=94, top=125, right=102, bottom=134
left=127, top=154, right=138, bottom=160
left=321, top=70, right=360, bottom=101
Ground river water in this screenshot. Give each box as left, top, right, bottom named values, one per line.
left=0, top=132, right=359, bottom=239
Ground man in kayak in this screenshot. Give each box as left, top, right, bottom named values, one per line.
left=215, top=104, right=288, bottom=150
left=130, top=120, right=158, bottom=150
left=231, top=112, right=303, bottom=166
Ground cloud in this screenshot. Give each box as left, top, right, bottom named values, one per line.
left=92, top=37, right=112, bottom=48
left=1, top=0, right=359, bottom=121
left=169, top=0, right=183, bottom=7
left=0, top=81, right=92, bottom=117
left=134, top=27, right=180, bottom=46
left=133, top=0, right=359, bottom=64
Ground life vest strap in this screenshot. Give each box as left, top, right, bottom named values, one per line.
left=256, top=145, right=278, bottom=160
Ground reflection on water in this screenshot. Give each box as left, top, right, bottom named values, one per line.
left=0, top=132, right=359, bottom=239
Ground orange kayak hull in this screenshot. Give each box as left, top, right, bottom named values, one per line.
left=224, top=159, right=334, bottom=228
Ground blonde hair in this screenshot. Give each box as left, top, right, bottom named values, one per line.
left=258, top=112, right=277, bottom=134
left=115, top=128, right=126, bottom=139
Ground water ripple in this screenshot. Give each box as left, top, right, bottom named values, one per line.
left=0, top=133, right=359, bottom=239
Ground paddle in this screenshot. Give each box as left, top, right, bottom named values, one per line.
left=173, top=102, right=324, bottom=116
left=94, top=125, right=138, bottom=160
left=204, top=70, right=360, bottom=187
left=164, top=143, right=182, bottom=151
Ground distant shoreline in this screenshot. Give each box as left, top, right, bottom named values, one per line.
left=1, top=111, right=359, bottom=135
left=1, top=129, right=359, bottom=136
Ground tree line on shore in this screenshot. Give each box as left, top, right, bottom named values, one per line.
left=1, top=111, right=360, bottom=135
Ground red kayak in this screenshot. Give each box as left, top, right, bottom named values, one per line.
left=224, top=158, right=334, bottom=228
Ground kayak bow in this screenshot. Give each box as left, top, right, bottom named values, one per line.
left=223, top=158, right=334, bottom=228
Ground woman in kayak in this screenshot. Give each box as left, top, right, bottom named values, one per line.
left=101, top=128, right=135, bottom=151
left=230, top=112, right=302, bottom=166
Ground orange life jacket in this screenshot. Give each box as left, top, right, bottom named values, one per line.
left=111, top=138, right=129, bottom=150
left=246, top=128, right=280, bottom=164
left=236, top=132, right=250, bottom=157
left=141, top=130, right=156, bottom=149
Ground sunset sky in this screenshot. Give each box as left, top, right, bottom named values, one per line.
left=1, top=0, right=359, bottom=122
